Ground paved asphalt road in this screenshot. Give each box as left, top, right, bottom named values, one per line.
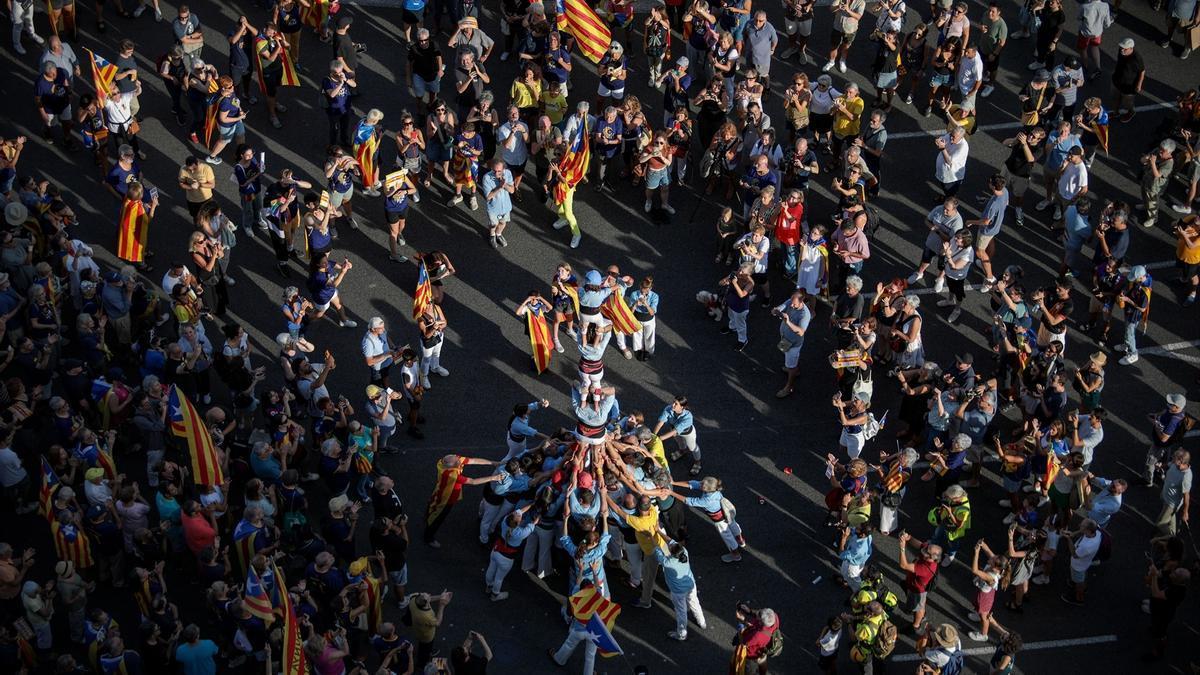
left=1, top=0, right=1198, bottom=673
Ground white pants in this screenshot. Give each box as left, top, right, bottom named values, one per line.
left=840, top=429, right=865, bottom=459
left=614, top=331, right=629, bottom=351
left=485, top=550, right=516, bottom=594
left=728, top=309, right=748, bottom=342
left=624, top=539, right=644, bottom=585
left=577, top=368, right=604, bottom=392
left=478, top=500, right=513, bottom=543
left=669, top=586, right=706, bottom=638
left=420, top=341, right=443, bottom=375
left=553, top=624, right=597, bottom=675
left=503, top=436, right=525, bottom=461
left=522, top=525, right=556, bottom=576
left=12, top=1, right=38, bottom=47
left=578, top=311, right=608, bottom=333
left=879, top=504, right=899, bottom=534
left=713, top=517, right=743, bottom=551
left=675, top=428, right=701, bottom=462
left=632, top=318, right=657, bottom=354
left=840, top=558, right=865, bottom=591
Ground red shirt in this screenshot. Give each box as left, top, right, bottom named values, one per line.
left=182, top=511, right=217, bottom=554
left=905, top=558, right=938, bottom=592
left=775, top=203, right=804, bottom=246
left=740, top=618, right=778, bottom=659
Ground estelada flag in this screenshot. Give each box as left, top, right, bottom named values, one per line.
left=254, top=34, right=300, bottom=95
left=202, top=79, right=221, bottom=150
left=555, top=0, right=612, bottom=63
left=412, top=261, right=433, bottom=320
left=553, top=124, right=590, bottom=206
left=562, top=284, right=581, bottom=317
left=353, top=121, right=379, bottom=185
left=302, top=0, right=331, bottom=30
left=116, top=197, right=149, bottom=263
left=277, top=565, right=308, bottom=675
left=85, top=48, right=118, bottom=104
left=601, top=293, right=641, bottom=335
left=244, top=565, right=276, bottom=625
left=39, top=457, right=59, bottom=522
left=568, top=588, right=621, bottom=657
left=527, top=311, right=553, bottom=374
left=168, top=385, right=225, bottom=487
left=232, top=518, right=261, bottom=576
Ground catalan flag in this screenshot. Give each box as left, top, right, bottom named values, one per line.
left=302, top=0, right=330, bottom=30
left=232, top=517, right=262, bottom=576
left=562, top=283, right=581, bottom=317
left=95, top=443, right=118, bottom=481
left=168, top=385, right=225, bottom=487
left=358, top=569, right=384, bottom=633
left=85, top=48, right=118, bottom=104
left=568, top=587, right=622, bottom=657
left=527, top=311, right=553, bottom=374
left=425, top=456, right=469, bottom=527
left=553, top=124, right=590, bottom=206
left=202, top=79, right=221, bottom=150
left=116, top=196, right=149, bottom=263
left=601, top=293, right=641, bottom=335
left=354, top=120, right=380, bottom=187
left=277, top=566, right=308, bottom=675
left=244, top=565, right=276, bottom=625
left=1139, top=272, right=1153, bottom=332
left=254, top=34, right=300, bottom=96
left=1090, top=106, right=1110, bottom=154
left=413, top=261, right=433, bottom=320
left=39, top=457, right=59, bottom=522
left=555, top=0, right=612, bottom=63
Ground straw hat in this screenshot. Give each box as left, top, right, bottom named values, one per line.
left=1088, top=351, right=1107, bottom=367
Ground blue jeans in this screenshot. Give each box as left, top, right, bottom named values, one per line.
left=1123, top=315, right=1138, bottom=355
left=781, top=243, right=798, bottom=278
left=240, top=192, right=262, bottom=238
left=930, top=526, right=961, bottom=559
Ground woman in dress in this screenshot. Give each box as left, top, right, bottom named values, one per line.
left=467, top=91, right=500, bottom=162
left=890, top=294, right=925, bottom=370
left=306, top=251, right=358, bottom=327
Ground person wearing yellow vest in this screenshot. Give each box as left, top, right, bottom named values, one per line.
left=842, top=600, right=895, bottom=674
left=927, top=484, right=971, bottom=564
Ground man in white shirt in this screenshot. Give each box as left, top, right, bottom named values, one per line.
left=1062, top=518, right=1101, bottom=605
left=1055, top=146, right=1089, bottom=221
left=909, top=197, right=964, bottom=285
left=1071, top=409, right=1105, bottom=470
left=362, top=316, right=402, bottom=387
left=0, top=436, right=34, bottom=514
left=955, top=44, right=984, bottom=113
left=934, top=126, right=969, bottom=201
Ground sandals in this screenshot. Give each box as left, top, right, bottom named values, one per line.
left=689, top=463, right=703, bottom=476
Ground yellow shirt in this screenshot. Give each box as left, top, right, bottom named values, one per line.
left=832, top=96, right=865, bottom=139
left=178, top=164, right=215, bottom=203
left=1178, top=229, right=1200, bottom=265
left=625, top=508, right=667, bottom=555
left=410, top=603, right=439, bottom=643
left=645, top=435, right=668, bottom=468
left=511, top=79, right=542, bottom=109
left=541, top=91, right=568, bottom=125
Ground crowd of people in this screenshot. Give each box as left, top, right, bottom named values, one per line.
left=1, top=0, right=1199, bottom=673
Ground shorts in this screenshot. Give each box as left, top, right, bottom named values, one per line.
left=959, top=90, right=978, bottom=111
left=262, top=69, right=283, bottom=97
left=1177, top=259, right=1199, bottom=279
left=1076, top=34, right=1102, bottom=50
left=426, top=140, right=451, bottom=163
left=975, top=588, right=996, bottom=615
left=402, top=9, right=422, bottom=25
left=930, top=72, right=951, bottom=88
left=314, top=291, right=337, bottom=312
left=646, top=166, right=671, bottom=189
left=389, top=565, right=409, bottom=586
left=505, top=161, right=526, bottom=178
left=487, top=210, right=510, bottom=226
left=413, top=73, right=442, bottom=97
left=875, top=71, right=898, bottom=89
left=810, top=112, right=833, bottom=133
left=598, top=82, right=626, bottom=99
left=1048, top=485, right=1070, bottom=510
left=919, top=246, right=944, bottom=266
left=219, top=120, right=244, bottom=141
left=904, top=589, right=927, bottom=613
left=1001, top=169, right=1031, bottom=199
left=386, top=205, right=409, bottom=224
left=785, top=18, right=812, bottom=37
left=1002, top=475, right=1024, bottom=493
left=783, top=343, right=801, bottom=369
left=329, top=186, right=354, bottom=208
left=975, top=233, right=995, bottom=251
left=832, top=29, right=857, bottom=48
left=43, top=106, right=72, bottom=125
left=1070, top=566, right=1087, bottom=584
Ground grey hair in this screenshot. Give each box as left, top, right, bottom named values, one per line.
left=1159, top=139, right=1177, bottom=153
left=253, top=441, right=271, bottom=455
left=142, top=375, right=160, bottom=391
left=943, top=484, right=966, bottom=501
left=758, top=608, right=778, bottom=627
left=845, top=276, right=864, bottom=291
left=901, top=448, right=920, bottom=466
left=952, top=433, right=972, bottom=451
left=243, top=505, right=264, bottom=520
left=903, top=293, right=921, bottom=309
left=368, top=316, right=385, bottom=329
left=479, top=90, right=495, bottom=105
left=577, top=100, right=591, bottom=112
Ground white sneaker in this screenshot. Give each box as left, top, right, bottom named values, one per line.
left=998, top=499, right=1012, bottom=507
left=1021, top=484, right=1037, bottom=493
left=1113, top=343, right=1128, bottom=353
left=205, top=155, right=223, bottom=165
left=980, top=84, right=995, bottom=98
left=570, top=233, right=581, bottom=248
left=1171, top=203, right=1193, bottom=214
left=1035, top=199, right=1052, bottom=211
left=667, top=631, right=687, bottom=641
left=1027, top=61, right=1042, bottom=70
left=947, top=307, right=961, bottom=323
left=554, top=341, right=564, bottom=354
left=420, top=375, right=432, bottom=389
left=838, top=60, right=847, bottom=73
left=1119, top=353, right=1139, bottom=365
left=1031, top=574, right=1050, bottom=585
left=968, top=631, right=989, bottom=642
left=433, top=366, right=450, bottom=376
left=644, top=200, right=652, bottom=213
left=1142, top=218, right=1156, bottom=228
left=1052, top=207, right=1062, bottom=221
left=907, top=271, right=923, bottom=285
left=552, top=218, right=568, bottom=230
left=133, top=4, right=146, bottom=16
left=936, top=298, right=955, bottom=307
left=1003, top=512, right=1017, bottom=525
left=933, top=276, right=946, bottom=293
left=449, top=194, right=464, bottom=206
left=339, top=319, right=358, bottom=328
left=490, top=591, right=509, bottom=601
left=822, top=60, right=836, bottom=72
left=154, top=8, right=163, bottom=21
left=663, top=204, right=676, bottom=214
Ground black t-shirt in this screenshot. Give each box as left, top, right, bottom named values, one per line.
left=1035, top=9, right=1065, bottom=47
left=371, top=488, right=405, bottom=522
left=1020, top=83, right=1055, bottom=113
left=1112, top=51, right=1144, bottom=92
left=1043, top=297, right=1073, bottom=335
left=1150, top=584, right=1186, bottom=628
left=1004, top=141, right=1042, bottom=178
left=874, top=43, right=900, bottom=75
left=369, top=526, right=408, bottom=571
left=408, top=43, right=441, bottom=82
left=834, top=293, right=865, bottom=322
left=333, top=32, right=358, bottom=72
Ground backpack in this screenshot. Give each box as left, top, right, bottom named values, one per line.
left=1095, top=529, right=1113, bottom=562
left=863, top=204, right=882, bottom=239
left=873, top=619, right=897, bottom=658
left=942, top=650, right=966, bottom=675
left=863, top=413, right=883, bottom=440
left=764, top=628, right=784, bottom=658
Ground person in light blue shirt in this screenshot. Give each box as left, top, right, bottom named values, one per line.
left=504, top=398, right=551, bottom=460
left=1085, top=476, right=1126, bottom=528
left=478, top=459, right=525, bottom=544
left=1037, top=121, right=1081, bottom=211
left=627, top=277, right=660, bottom=360
left=1061, top=199, right=1093, bottom=275
left=560, top=492, right=612, bottom=596
left=967, top=174, right=1010, bottom=287
left=654, top=395, right=702, bottom=476
left=480, top=159, right=515, bottom=248
left=837, top=523, right=874, bottom=590
left=573, top=384, right=616, bottom=443
left=670, top=476, right=746, bottom=561
left=577, top=269, right=616, bottom=332
left=654, top=541, right=709, bottom=640
left=773, top=289, right=812, bottom=397
left=175, top=625, right=219, bottom=675
left=486, top=505, right=539, bottom=600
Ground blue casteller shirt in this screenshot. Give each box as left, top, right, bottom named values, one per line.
left=839, top=533, right=874, bottom=567
left=654, top=547, right=698, bottom=593
left=683, top=480, right=723, bottom=513
left=509, top=401, right=541, bottom=438
left=658, top=405, right=695, bottom=434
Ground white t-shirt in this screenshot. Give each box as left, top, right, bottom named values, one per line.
left=935, top=135, right=969, bottom=183
left=956, top=52, right=984, bottom=95
left=1070, top=532, right=1101, bottom=571
left=1058, top=161, right=1088, bottom=200
left=945, top=240, right=975, bottom=281
left=0, top=446, right=27, bottom=487
left=973, top=568, right=1001, bottom=592
left=818, top=626, right=842, bottom=656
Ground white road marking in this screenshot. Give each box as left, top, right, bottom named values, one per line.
left=1137, top=339, right=1200, bottom=363
left=892, top=634, right=1119, bottom=662
left=889, top=103, right=1174, bottom=140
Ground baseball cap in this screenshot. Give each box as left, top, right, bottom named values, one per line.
left=955, top=353, right=973, bottom=365
left=1118, top=37, right=1134, bottom=49
left=676, top=56, right=689, bottom=67
left=366, top=384, right=384, bottom=399
left=1033, top=69, right=1050, bottom=83
left=337, top=14, right=353, bottom=28
left=1166, top=393, right=1187, bottom=409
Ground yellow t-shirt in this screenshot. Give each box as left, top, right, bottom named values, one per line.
left=832, top=96, right=865, bottom=139
left=541, top=91, right=568, bottom=125
left=178, top=164, right=215, bottom=203
left=1178, top=230, right=1200, bottom=265
left=625, top=508, right=667, bottom=555
left=645, top=435, right=668, bottom=468
left=410, top=604, right=439, bottom=643
left=511, top=79, right=542, bottom=109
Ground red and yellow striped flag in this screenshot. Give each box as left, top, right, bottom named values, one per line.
left=168, top=385, right=225, bottom=487
left=244, top=565, right=276, bottom=625
left=360, top=571, right=384, bottom=633
left=116, top=197, right=149, bottom=263
left=39, top=457, right=59, bottom=522
left=553, top=130, right=590, bottom=205
left=528, top=311, right=553, bottom=374
left=278, top=568, right=307, bottom=675
left=254, top=34, right=300, bottom=95
left=562, top=283, right=581, bottom=317
left=51, top=518, right=95, bottom=570
left=556, top=0, right=612, bottom=63
left=85, top=48, right=118, bottom=104
left=413, top=261, right=433, bottom=320
left=354, top=122, right=379, bottom=187
left=425, top=456, right=468, bottom=526
left=601, top=293, right=641, bottom=335
left=202, top=79, right=220, bottom=150
left=302, top=0, right=330, bottom=30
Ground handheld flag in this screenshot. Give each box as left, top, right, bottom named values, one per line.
left=277, top=565, right=308, bottom=675
left=569, top=588, right=622, bottom=657
left=254, top=34, right=300, bottom=96
left=585, top=612, right=624, bottom=656
left=202, top=79, right=221, bottom=150
left=562, top=284, right=581, bottom=318
left=244, top=565, right=276, bottom=625
left=232, top=518, right=261, bottom=577
left=556, top=0, right=612, bottom=63
left=413, top=261, right=433, bottom=320
left=601, top=293, right=642, bottom=335
left=39, top=457, right=59, bottom=521
left=354, top=121, right=380, bottom=186
left=527, top=311, right=553, bottom=374
left=552, top=126, right=590, bottom=206
left=302, top=0, right=331, bottom=30
left=85, top=48, right=118, bottom=104
left=425, top=456, right=467, bottom=527
left=168, top=385, right=226, bottom=487
left=1091, top=107, right=1110, bottom=154
left=116, top=197, right=149, bottom=263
